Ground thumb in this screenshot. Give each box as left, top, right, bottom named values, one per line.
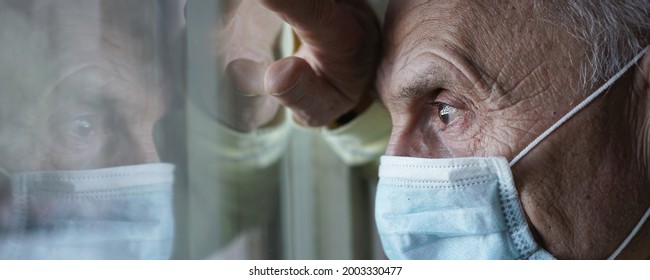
left=265, top=56, right=355, bottom=126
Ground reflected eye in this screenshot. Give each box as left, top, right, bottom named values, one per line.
left=53, top=114, right=102, bottom=145
left=49, top=113, right=107, bottom=156
left=72, top=117, right=94, bottom=138
left=434, top=102, right=462, bottom=125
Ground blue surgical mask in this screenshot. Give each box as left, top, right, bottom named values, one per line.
left=375, top=46, right=650, bottom=260
left=0, top=163, right=175, bottom=259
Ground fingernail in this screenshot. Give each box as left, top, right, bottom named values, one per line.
left=265, top=57, right=303, bottom=96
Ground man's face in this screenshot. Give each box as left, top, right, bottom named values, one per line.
left=0, top=0, right=170, bottom=172
left=377, top=0, right=650, bottom=258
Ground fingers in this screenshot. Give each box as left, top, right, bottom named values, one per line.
left=259, top=0, right=381, bottom=127
left=259, top=0, right=336, bottom=30
left=265, top=56, right=355, bottom=126
left=258, top=0, right=357, bottom=52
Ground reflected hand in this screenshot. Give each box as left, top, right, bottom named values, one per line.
left=216, top=0, right=283, bottom=132
left=260, top=0, right=380, bottom=127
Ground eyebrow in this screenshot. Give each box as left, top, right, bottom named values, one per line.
left=376, top=66, right=436, bottom=108
left=396, top=51, right=493, bottom=105
left=397, top=72, right=436, bottom=101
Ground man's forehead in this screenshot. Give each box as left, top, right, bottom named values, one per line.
left=384, top=0, right=535, bottom=57
left=380, top=0, right=572, bottom=104
left=1, top=0, right=174, bottom=108
left=50, top=64, right=171, bottom=113
left=39, top=0, right=157, bottom=46
left=380, top=1, right=490, bottom=96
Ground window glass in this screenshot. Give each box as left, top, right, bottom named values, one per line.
left=0, top=0, right=389, bottom=260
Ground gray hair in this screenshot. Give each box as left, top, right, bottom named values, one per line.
left=546, top=1, right=650, bottom=89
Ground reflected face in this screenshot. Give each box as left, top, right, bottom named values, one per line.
left=378, top=0, right=650, bottom=258
left=0, top=0, right=171, bottom=171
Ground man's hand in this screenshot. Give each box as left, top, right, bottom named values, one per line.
left=260, top=0, right=380, bottom=127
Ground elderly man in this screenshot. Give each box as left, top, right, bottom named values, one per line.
left=0, top=0, right=179, bottom=259
left=257, top=0, right=650, bottom=259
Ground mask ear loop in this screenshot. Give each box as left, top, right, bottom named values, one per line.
left=505, top=46, right=650, bottom=260
left=608, top=46, right=650, bottom=259
left=608, top=207, right=650, bottom=260
left=509, top=45, right=650, bottom=167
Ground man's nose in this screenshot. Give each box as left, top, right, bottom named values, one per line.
left=385, top=133, right=403, bottom=156
left=385, top=127, right=418, bottom=157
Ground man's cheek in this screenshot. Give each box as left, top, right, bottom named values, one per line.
left=444, top=121, right=511, bottom=158
left=433, top=115, right=487, bottom=157
left=470, top=108, right=544, bottom=158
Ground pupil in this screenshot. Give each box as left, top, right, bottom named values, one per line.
left=438, top=103, right=454, bottom=125
left=440, top=112, right=450, bottom=125
left=75, top=119, right=92, bottom=137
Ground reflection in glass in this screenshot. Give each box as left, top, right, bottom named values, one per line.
left=0, top=0, right=177, bottom=259
left=0, top=0, right=389, bottom=260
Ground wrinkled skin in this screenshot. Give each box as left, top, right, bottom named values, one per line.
left=377, top=0, right=650, bottom=259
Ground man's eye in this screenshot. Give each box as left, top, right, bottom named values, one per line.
left=434, top=102, right=462, bottom=125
